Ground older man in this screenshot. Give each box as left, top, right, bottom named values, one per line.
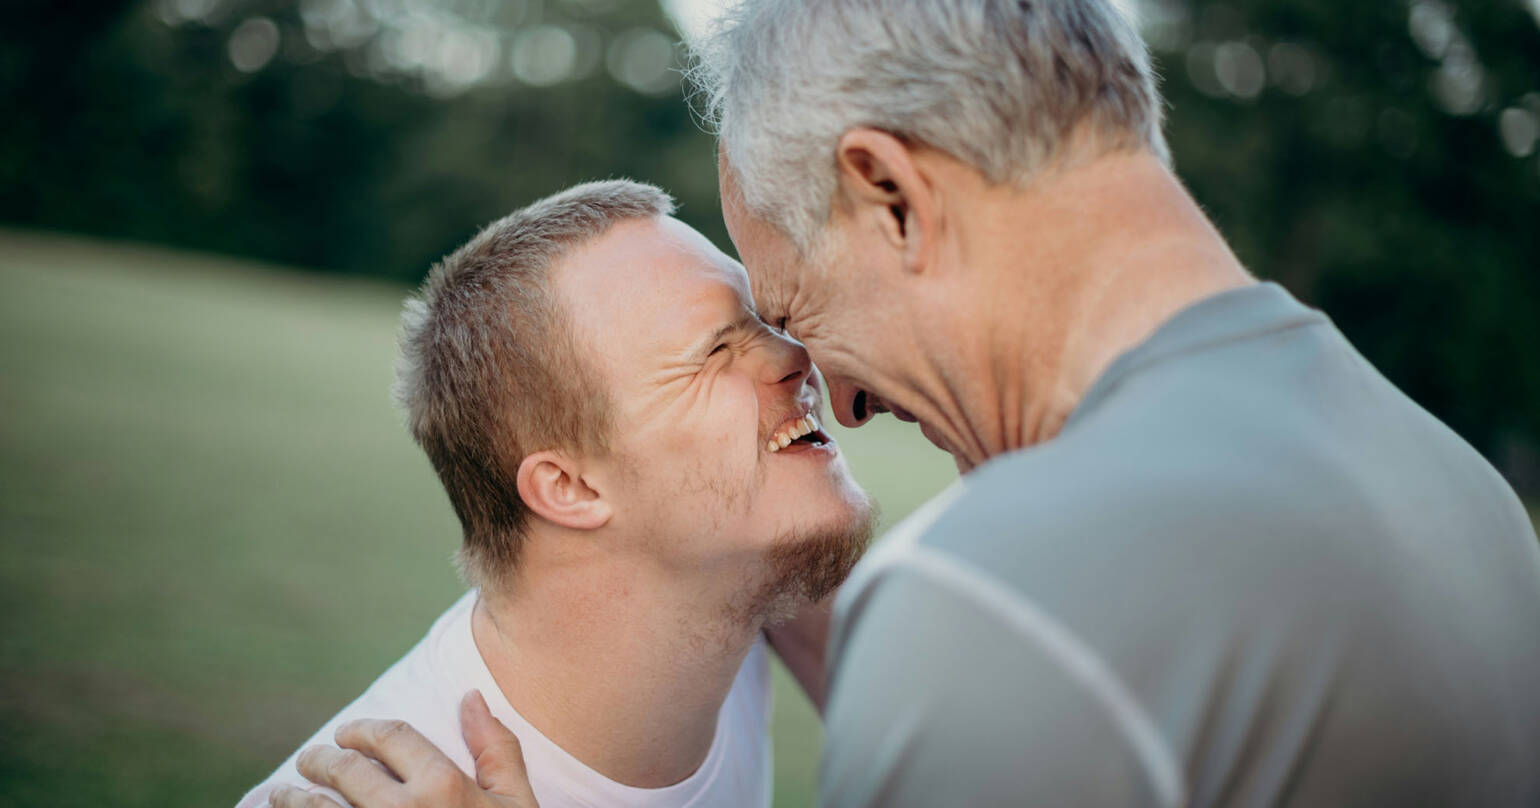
left=248, top=180, right=872, bottom=808
left=282, top=1, right=1540, bottom=806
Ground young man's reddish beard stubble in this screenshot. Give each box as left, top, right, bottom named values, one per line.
left=737, top=501, right=876, bottom=629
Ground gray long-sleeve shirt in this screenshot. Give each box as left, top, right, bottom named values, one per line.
left=823, top=283, right=1540, bottom=807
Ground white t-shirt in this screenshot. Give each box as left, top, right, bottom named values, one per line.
left=237, top=591, right=773, bottom=808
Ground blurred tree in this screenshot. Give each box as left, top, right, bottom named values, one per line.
left=1153, top=0, right=1540, bottom=491
left=0, top=0, right=1536, bottom=490
left=0, top=0, right=723, bottom=282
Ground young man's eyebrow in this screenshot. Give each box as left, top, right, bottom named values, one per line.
left=690, top=316, right=754, bottom=357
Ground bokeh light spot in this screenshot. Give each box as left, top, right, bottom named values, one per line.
left=1430, top=42, right=1486, bottom=117
left=606, top=28, right=678, bottom=96
left=1499, top=107, right=1539, bottom=158
left=1267, top=42, right=1317, bottom=97
left=1408, top=0, right=1455, bottom=60
left=228, top=17, right=281, bottom=73
left=1214, top=41, right=1265, bottom=99
left=512, top=25, right=578, bottom=87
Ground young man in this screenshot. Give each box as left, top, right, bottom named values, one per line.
left=240, top=180, right=873, bottom=808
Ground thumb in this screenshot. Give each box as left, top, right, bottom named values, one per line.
left=461, top=690, right=539, bottom=805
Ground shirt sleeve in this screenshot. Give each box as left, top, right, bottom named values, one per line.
left=820, top=559, right=1175, bottom=808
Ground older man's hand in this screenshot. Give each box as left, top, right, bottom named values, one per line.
left=270, top=691, right=539, bottom=808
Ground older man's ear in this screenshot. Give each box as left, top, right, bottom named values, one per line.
left=515, top=451, right=613, bottom=531
left=833, top=127, right=941, bottom=276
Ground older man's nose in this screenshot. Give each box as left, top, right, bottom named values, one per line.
left=828, top=379, right=875, bottom=429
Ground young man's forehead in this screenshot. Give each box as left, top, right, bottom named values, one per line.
left=563, top=224, right=759, bottom=376
left=561, top=215, right=743, bottom=293
left=669, top=273, right=759, bottom=349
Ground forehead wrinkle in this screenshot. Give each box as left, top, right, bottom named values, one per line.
left=747, top=272, right=786, bottom=327
left=744, top=262, right=775, bottom=310
left=788, top=268, right=816, bottom=321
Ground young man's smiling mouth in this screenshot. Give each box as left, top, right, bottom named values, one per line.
left=765, top=410, right=833, bottom=454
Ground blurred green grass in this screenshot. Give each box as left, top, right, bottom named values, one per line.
left=0, top=229, right=958, bottom=808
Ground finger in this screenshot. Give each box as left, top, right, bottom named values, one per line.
left=335, top=717, right=450, bottom=783
left=461, top=690, right=539, bottom=803
left=269, top=784, right=345, bottom=808
left=295, top=744, right=400, bottom=807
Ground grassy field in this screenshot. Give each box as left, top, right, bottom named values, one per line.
left=0, top=229, right=959, bottom=807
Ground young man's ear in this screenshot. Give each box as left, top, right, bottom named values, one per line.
left=515, top=450, right=612, bottom=531
left=833, top=128, right=938, bottom=273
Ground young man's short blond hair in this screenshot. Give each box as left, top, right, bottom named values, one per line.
left=394, top=180, right=675, bottom=590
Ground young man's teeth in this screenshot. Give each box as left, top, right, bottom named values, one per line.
left=767, top=414, right=822, bottom=453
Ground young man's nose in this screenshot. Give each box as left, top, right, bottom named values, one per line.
left=757, top=334, right=812, bottom=389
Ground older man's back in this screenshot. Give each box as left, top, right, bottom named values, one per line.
left=825, top=283, right=1540, bottom=807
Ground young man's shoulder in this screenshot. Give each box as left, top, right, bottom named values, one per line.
left=235, top=593, right=480, bottom=808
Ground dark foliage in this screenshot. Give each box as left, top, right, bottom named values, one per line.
left=1, top=0, right=1535, bottom=488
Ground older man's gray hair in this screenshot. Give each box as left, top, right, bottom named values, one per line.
left=689, top=0, right=1169, bottom=253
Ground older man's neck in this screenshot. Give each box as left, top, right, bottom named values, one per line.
left=470, top=555, right=762, bottom=789
left=973, top=149, right=1253, bottom=452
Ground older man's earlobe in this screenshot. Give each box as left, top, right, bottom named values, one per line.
left=515, top=451, right=612, bottom=531
left=833, top=128, right=938, bottom=275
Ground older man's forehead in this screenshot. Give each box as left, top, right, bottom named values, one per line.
left=716, top=157, right=806, bottom=315
left=734, top=224, right=797, bottom=315
left=745, top=263, right=788, bottom=317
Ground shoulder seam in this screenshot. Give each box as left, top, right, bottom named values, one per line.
left=1073, top=312, right=1323, bottom=429
left=869, top=544, right=1188, bottom=808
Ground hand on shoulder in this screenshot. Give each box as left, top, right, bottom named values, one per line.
left=270, top=691, right=539, bottom=808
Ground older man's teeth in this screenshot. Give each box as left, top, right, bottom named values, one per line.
left=767, top=413, right=823, bottom=453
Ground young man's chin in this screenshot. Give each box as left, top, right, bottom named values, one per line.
left=755, top=504, right=877, bottom=626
